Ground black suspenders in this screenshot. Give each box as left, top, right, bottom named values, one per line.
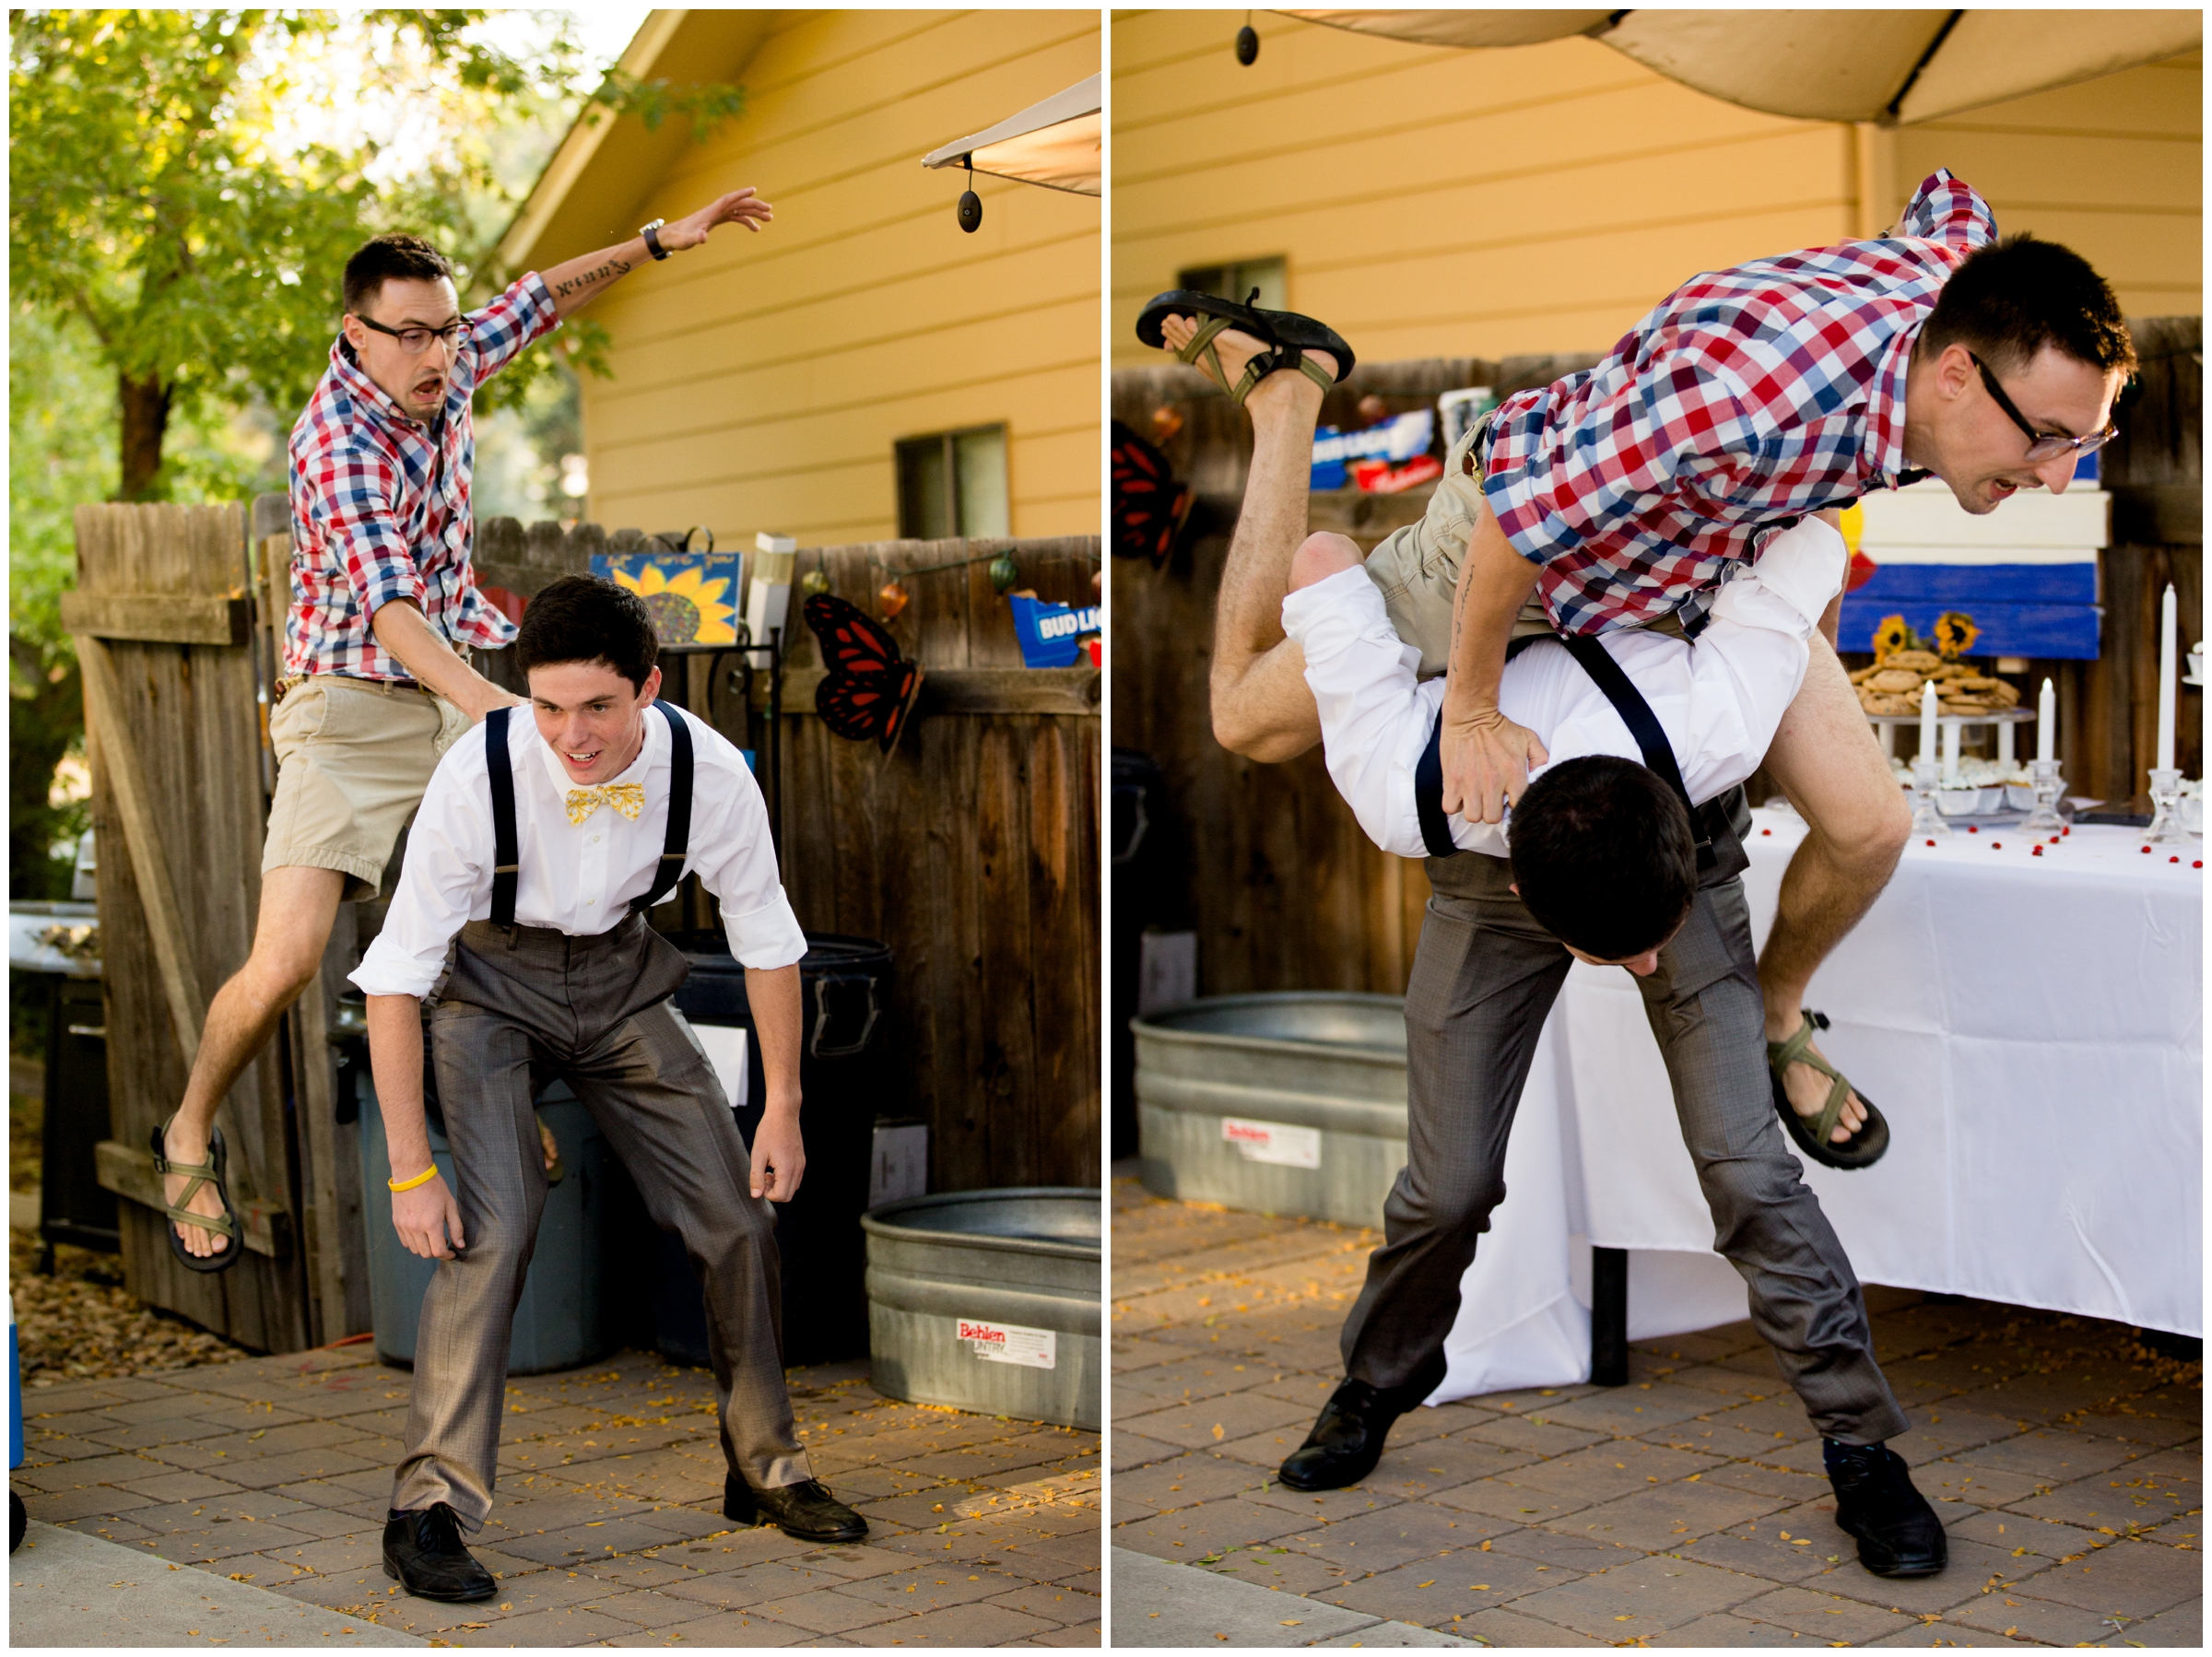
left=485, top=700, right=694, bottom=927
left=1415, top=632, right=1723, bottom=873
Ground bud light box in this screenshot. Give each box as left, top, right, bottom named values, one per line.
left=1008, top=595, right=1100, bottom=668
left=1312, top=408, right=1434, bottom=490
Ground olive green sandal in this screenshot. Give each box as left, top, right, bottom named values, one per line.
left=1135, top=288, right=1353, bottom=405
left=1177, top=313, right=1337, bottom=406
left=151, top=1116, right=243, bottom=1274
left=1768, top=1011, right=1889, bottom=1170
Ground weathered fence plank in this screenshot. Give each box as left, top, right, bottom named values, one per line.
left=76, top=501, right=309, bottom=1353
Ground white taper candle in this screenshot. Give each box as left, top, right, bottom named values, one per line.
left=2037, top=677, right=2055, bottom=764
left=2156, top=583, right=2177, bottom=771
left=1920, top=678, right=1937, bottom=764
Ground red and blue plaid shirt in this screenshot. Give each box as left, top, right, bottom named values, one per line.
left=283, top=273, right=559, bottom=679
left=1482, top=170, right=1994, bottom=636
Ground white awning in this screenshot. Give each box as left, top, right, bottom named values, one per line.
left=1285, top=11, right=2201, bottom=125
left=922, top=73, right=1101, bottom=195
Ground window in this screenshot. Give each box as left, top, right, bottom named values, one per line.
left=1176, top=255, right=1287, bottom=311
left=896, top=425, right=1009, bottom=539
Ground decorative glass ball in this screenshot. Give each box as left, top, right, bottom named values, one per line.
left=990, top=553, right=1020, bottom=594
left=800, top=568, right=830, bottom=598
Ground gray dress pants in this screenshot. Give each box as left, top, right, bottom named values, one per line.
left=391, top=916, right=813, bottom=1528
left=1338, top=795, right=1908, bottom=1445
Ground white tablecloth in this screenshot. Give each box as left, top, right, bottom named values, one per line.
left=1436, top=810, right=2204, bottom=1403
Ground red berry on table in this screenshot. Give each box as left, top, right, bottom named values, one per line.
left=2143, top=846, right=2153, bottom=854
left=2032, top=846, right=2043, bottom=857
left=1967, top=824, right=1978, bottom=834
left=1992, top=841, right=2001, bottom=850
left=2171, top=856, right=2182, bottom=864
left=1924, top=839, right=1936, bottom=847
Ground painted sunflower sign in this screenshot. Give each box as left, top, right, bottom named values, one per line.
left=590, top=552, right=743, bottom=647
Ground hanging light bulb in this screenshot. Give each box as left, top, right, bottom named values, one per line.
left=800, top=567, right=830, bottom=598
left=1235, top=12, right=1259, bottom=65
left=990, top=552, right=1020, bottom=594
left=879, top=580, right=912, bottom=619
left=958, top=157, right=982, bottom=233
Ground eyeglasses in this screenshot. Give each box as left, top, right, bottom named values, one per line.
left=1970, top=352, right=2115, bottom=463
left=354, top=314, right=471, bottom=356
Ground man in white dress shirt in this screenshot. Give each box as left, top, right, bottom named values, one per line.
left=352, top=575, right=863, bottom=1603
left=1269, top=516, right=1948, bottom=1581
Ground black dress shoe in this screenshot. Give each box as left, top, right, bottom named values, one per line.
left=1278, top=1379, right=1406, bottom=1492
left=1828, top=1442, right=1947, bottom=1577
left=382, top=1503, right=497, bottom=1602
left=724, top=1475, right=868, bottom=1543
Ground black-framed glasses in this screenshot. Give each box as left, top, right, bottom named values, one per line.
left=354, top=314, right=470, bottom=356
left=1970, top=352, right=2115, bottom=463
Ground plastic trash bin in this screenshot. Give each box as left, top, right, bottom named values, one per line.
left=652, top=931, right=891, bottom=1369
left=358, top=1076, right=618, bottom=1375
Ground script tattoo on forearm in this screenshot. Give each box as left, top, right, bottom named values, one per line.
left=551, top=257, right=631, bottom=300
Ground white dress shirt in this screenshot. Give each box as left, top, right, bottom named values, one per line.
left=351, top=701, right=806, bottom=999
left=1283, top=515, right=1847, bottom=861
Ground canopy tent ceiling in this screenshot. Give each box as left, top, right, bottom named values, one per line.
left=923, top=72, right=1101, bottom=194
left=1284, top=10, right=2202, bottom=125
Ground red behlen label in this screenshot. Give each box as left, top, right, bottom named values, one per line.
left=1221, top=1117, right=1322, bottom=1169
left=954, top=1318, right=1056, bottom=1369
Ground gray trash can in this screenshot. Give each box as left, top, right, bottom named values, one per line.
left=358, top=1078, right=618, bottom=1375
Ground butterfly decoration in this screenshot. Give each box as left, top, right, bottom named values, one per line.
left=1111, top=419, right=1194, bottom=570
left=803, top=593, right=924, bottom=756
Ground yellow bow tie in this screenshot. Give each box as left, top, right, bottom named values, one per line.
left=565, top=782, right=646, bottom=825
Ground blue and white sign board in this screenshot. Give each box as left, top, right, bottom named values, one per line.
left=1841, top=479, right=2108, bottom=659
left=1009, top=596, right=1100, bottom=668
left=1312, top=409, right=1434, bottom=490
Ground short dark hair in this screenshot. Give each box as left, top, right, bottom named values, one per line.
left=1509, top=756, right=1696, bottom=961
left=1918, top=233, right=2136, bottom=380
left=514, top=575, right=659, bottom=693
left=343, top=233, right=453, bottom=317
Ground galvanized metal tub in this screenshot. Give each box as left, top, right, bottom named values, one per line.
left=862, top=1189, right=1100, bottom=1430
left=1134, top=993, right=1408, bottom=1227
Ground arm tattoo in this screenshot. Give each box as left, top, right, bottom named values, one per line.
left=550, top=257, right=632, bottom=300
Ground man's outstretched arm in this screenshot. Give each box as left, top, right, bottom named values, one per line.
left=539, top=187, right=774, bottom=320
left=1436, top=499, right=1549, bottom=824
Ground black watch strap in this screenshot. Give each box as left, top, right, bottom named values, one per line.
left=640, top=218, right=669, bottom=262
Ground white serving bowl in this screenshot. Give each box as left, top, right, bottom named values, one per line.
left=1935, top=787, right=1995, bottom=817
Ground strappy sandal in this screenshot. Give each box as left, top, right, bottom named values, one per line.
left=1135, top=288, right=1355, bottom=405
left=150, top=1116, right=243, bottom=1273
left=1768, top=1011, right=1889, bottom=1170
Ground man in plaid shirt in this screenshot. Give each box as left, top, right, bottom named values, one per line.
left=155, top=188, right=775, bottom=1272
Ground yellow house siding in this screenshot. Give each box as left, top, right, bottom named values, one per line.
left=1887, top=53, right=2200, bottom=320
left=1112, top=12, right=2199, bottom=368
left=563, top=9, right=1099, bottom=544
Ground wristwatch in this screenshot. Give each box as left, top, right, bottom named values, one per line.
left=640, top=218, right=670, bottom=261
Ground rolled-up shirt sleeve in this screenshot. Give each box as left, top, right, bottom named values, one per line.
left=460, top=274, right=559, bottom=392
left=312, top=441, right=427, bottom=620
left=692, top=757, right=808, bottom=970
left=350, top=734, right=492, bottom=999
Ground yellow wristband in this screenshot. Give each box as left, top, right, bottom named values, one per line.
left=387, top=1165, right=439, bottom=1193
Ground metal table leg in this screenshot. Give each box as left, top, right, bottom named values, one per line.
left=1591, top=1246, right=1629, bottom=1385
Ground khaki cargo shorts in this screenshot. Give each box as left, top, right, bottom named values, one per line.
left=264, top=676, right=468, bottom=900
left=1361, top=410, right=1682, bottom=678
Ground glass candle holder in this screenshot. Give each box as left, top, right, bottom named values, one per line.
left=1909, top=756, right=1952, bottom=840
left=2146, top=767, right=2189, bottom=847
left=2021, top=758, right=2066, bottom=835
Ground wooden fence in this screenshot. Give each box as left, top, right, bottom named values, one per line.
left=72, top=501, right=1099, bottom=1350
left=1110, top=321, right=2202, bottom=1017
left=68, top=503, right=321, bottom=1351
